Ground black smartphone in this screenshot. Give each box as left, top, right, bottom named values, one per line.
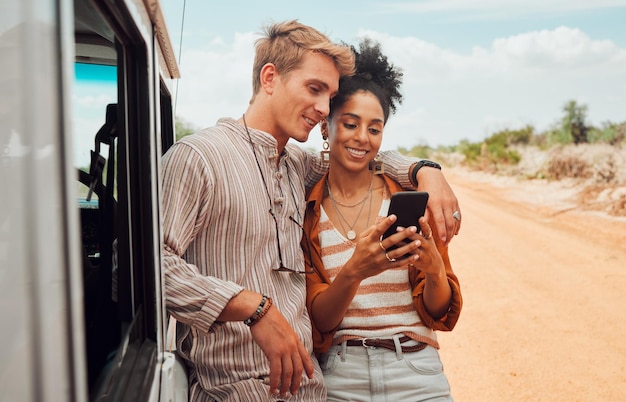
left=382, top=191, right=429, bottom=250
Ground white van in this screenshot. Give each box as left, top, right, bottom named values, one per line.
left=1, top=0, right=187, bottom=400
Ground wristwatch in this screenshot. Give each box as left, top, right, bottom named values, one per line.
left=416, top=159, right=441, bottom=171
left=410, top=159, right=442, bottom=187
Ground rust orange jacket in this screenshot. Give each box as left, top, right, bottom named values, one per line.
left=302, top=173, right=463, bottom=355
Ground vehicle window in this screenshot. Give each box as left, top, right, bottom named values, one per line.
left=74, top=62, right=117, bottom=261
left=73, top=61, right=122, bottom=393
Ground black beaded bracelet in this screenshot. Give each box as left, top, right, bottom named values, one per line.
left=243, top=294, right=272, bottom=327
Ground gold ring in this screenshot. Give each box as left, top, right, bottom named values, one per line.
left=423, top=231, right=432, bottom=240
left=385, top=252, right=396, bottom=263
left=379, top=240, right=386, bottom=251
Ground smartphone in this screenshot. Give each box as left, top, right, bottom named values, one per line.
left=382, top=191, right=429, bottom=249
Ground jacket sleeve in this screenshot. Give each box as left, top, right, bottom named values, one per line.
left=409, top=223, right=463, bottom=331
left=305, top=271, right=337, bottom=355
left=301, top=190, right=339, bottom=355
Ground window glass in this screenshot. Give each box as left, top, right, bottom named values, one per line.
left=73, top=62, right=117, bottom=174
left=73, top=61, right=121, bottom=391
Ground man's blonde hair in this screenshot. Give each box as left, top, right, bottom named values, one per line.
left=251, top=20, right=355, bottom=101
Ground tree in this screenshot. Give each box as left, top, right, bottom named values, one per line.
left=175, top=116, right=197, bottom=141
left=562, top=100, right=588, bottom=144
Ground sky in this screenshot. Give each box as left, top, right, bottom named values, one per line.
left=159, top=0, right=626, bottom=151
left=72, top=64, right=117, bottom=167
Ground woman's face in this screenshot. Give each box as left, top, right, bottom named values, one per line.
left=327, top=90, right=385, bottom=173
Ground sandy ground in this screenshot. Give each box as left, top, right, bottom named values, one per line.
left=437, top=167, right=626, bottom=402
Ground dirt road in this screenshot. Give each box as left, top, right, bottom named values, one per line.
left=438, top=168, right=626, bottom=401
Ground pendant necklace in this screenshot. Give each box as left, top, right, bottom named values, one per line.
left=327, top=176, right=373, bottom=241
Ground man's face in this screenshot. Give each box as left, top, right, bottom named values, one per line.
left=270, top=52, right=340, bottom=144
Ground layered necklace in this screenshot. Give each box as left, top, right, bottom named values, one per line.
left=327, top=176, right=373, bottom=241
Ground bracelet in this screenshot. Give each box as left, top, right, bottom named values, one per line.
left=243, top=294, right=273, bottom=327
left=410, top=160, right=442, bottom=187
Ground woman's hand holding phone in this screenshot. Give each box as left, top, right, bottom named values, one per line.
left=404, top=217, right=445, bottom=274
left=341, top=215, right=421, bottom=282
left=381, top=191, right=429, bottom=255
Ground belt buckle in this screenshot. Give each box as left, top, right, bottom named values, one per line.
left=361, top=338, right=374, bottom=348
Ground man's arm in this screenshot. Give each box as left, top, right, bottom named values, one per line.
left=220, top=290, right=315, bottom=397
left=303, top=149, right=461, bottom=243
left=302, top=147, right=328, bottom=188
left=379, top=150, right=462, bottom=244
left=161, top=142, right=244, bottom=331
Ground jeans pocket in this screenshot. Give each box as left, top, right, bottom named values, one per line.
left=402, top=346, right=444, bottom=375
left=317, top=350, right=340, bottom=375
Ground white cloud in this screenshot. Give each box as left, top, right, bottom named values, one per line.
left=355, top=27, right=626, bottom=148
left=73, top=93, right=115, bottom=108
left=71, top=92, right=116, bottom=166
left=172, top=26, right=626, bottom=149
left=173, top=32, right=257, bottom=128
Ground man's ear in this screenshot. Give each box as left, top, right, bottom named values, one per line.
left=260, top=63, right=277, bottom=94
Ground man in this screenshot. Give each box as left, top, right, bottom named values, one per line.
left=161, top=20, right=461, bottom=401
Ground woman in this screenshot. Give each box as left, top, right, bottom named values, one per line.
left=302, top=39, right=462, bottom=401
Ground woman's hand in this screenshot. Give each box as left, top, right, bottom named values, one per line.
left=406, top=217, right=445, bottom=275
left=406, top=217, right=451, bottom=318
left=342, top=215, right=421, bottom=282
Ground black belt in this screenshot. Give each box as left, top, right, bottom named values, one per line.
left=345, top=335, right=427, bottom=353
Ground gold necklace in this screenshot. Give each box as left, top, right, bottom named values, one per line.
left=327, top=176, right=373, bottom=241
left=331, top=186, right=372, bottom=208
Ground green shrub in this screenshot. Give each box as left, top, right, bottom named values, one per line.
left=457, top=139, right=482, bottom=163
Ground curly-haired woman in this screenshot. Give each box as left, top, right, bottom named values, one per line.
left=302, top=39, right=463, bottom=401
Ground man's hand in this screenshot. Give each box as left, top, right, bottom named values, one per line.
left=218, top=290, right=315, bottom=397
left=250, top=305, right=315, bottom=398
left=415, top=167, right=461, bottom=244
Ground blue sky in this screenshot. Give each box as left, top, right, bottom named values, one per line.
left=72, top=64, right=117, bottom=167
left=159, top=0, right=626, bottom=149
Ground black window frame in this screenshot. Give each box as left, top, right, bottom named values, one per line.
left=83, top=0, right=166, bottom=399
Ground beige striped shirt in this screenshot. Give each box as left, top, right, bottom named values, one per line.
left=160, top=117, right=414, bottom=401
left=319, top=198, right=439, bottom=349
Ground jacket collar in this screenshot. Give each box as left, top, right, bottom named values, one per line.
left=306, top=171, right=405, bottom=206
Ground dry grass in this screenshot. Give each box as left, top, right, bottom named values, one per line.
left=436, top=143, right=626, bottom=217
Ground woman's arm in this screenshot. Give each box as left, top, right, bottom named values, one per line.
left=309, top=217, right=421, bottom=332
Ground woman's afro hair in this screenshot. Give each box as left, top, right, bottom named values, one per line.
left=330, top=38, right=403, bottom=123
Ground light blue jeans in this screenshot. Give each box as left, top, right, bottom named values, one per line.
left=318, top=335, right=453, bottom=402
